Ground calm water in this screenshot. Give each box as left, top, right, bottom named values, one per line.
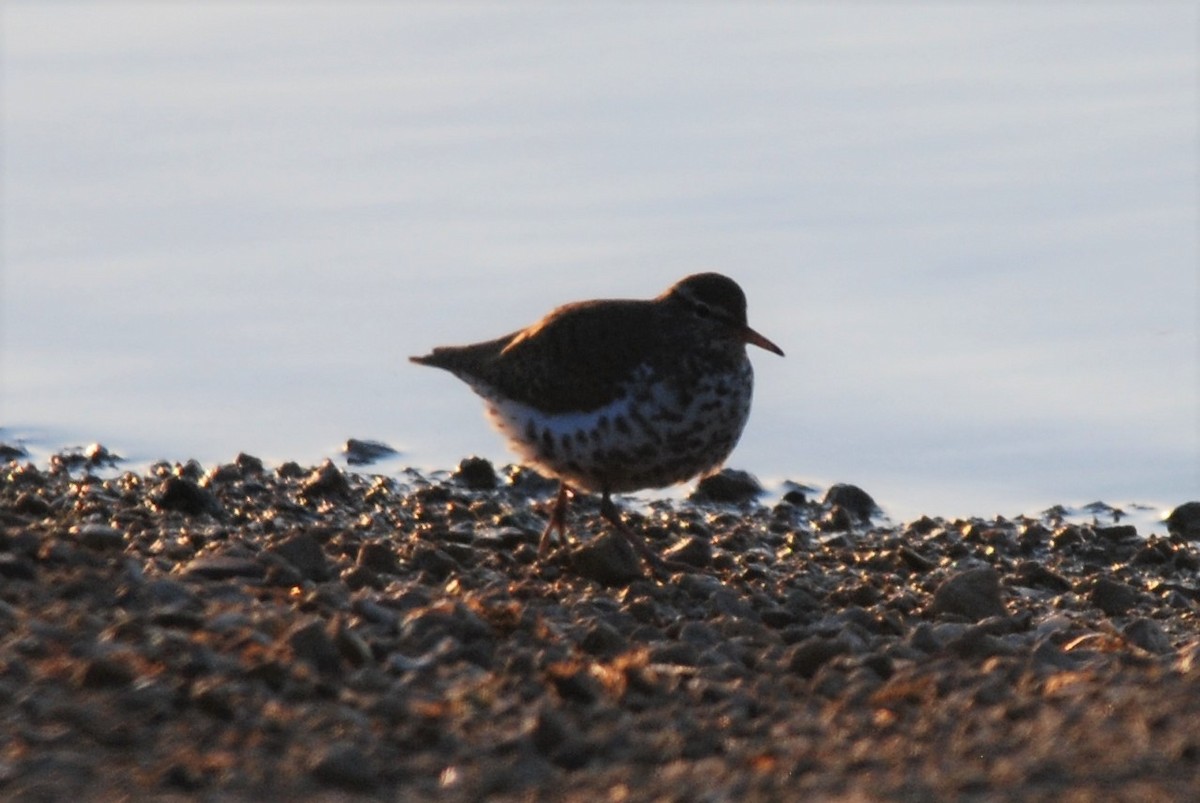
left=3, top=4, right=1197, bottom=527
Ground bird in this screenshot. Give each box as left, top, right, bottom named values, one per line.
left=410, top=272, right=783, bottom=571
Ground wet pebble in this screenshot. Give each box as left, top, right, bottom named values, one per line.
left=932, top=567, right=1007, bottom=622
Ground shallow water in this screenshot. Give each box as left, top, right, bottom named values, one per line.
left=3, top=5, right=1197, bottom=526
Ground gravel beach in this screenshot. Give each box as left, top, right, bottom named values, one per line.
left=2, top=447, right=1199, bottom=801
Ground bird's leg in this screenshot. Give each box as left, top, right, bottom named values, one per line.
left=538, top=483, right=572, bottom=557
left=599, top=491, right=675, bottom=571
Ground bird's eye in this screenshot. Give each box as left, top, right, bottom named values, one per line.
left=693, top=303, right=713, bottom=319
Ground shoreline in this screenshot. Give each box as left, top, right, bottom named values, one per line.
left=2, top=449, right=1199, bottom=799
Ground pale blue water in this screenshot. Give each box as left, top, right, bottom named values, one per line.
left=3, top=4, right=1197, bottom=527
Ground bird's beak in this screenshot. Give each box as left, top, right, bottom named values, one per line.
left=741, top=325, right=784, bottom=356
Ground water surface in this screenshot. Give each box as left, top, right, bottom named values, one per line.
left=3, top=4, right=1196, bottom=525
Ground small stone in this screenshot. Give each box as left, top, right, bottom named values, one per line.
left=300, top=460, right=350, bottom=499
left=287, top=619, right=342, bottom=675
left=787, top=635, right=850, bottom=678
left=234, top=452, right=265, bottom=474
left=268, top=532, right=331, bottom=581
left=343, top=439, right=398, bottom=467
left=0, top=554, right=36, bottom=580
left=357, top=541, right=401, bottom=575
left=153, top=477, right=222, bottom=517
left=75, top=523, right=125, bottom=550
left=822, top=484, right=878, bottom=522
left=1089, top=577, right=1140, bottom=616
left=569, top=532, right=644, bottom=586
left=1167, top=502, right=1200, bottom=540
left=1123, top=618, right=1172, bottom=654
left=310, top=743, right=378, bottom=791
left=12, top=492, right=51, bottom=517
left=0, top=442, right=28, bottom=461
left=452, top=456, right=498, bottom=490
left=931, top=567, right=1007, bottom=622
left=78, top=650, right=139, bottom=688
left=185, top=555, right=265, bottom=580
left=663, top=535, right=712, bottom=568
left=689, top=469, right=764, bottom=504
left=579, top=620, right=626, bottom=657
left=1013, top=561, right=1072, bottom=593
left=190, top=677, right=237, bottom=720
left=1094, top=524, right=1138, bottom=542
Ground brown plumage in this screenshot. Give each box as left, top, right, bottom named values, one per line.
left=411, top=272, right=783, bottom=571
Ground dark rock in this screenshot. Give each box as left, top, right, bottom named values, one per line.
left=663, top=535, right=712, bottom=568
left=190, top=677, right=237, bottom=720
left=268, top=532, right=331, bottom=581
left=343, top=439, right=398, bottom=467
left=1123, top=618, right=1172, bottom=654
left=78, top=649, right=139, bottom=688
left=689, top=469, right=764, bottom=504
left=234, top=452, right=265, bottom=474
left=357, top=541, right=401, bottom=575
left=1013, top=561, right=1072, bottom=593
left=185, top=555, right=265, bottom=580
left=0, top=554, right=36, bottom=580
left=530, top=707, right=590, bottom=770
left=1094, top=525, right=1138, bottom=542
left=897, top=547, right=936, bottom=573
left=154, top=477, right=222, bottom=517
left=0, top=442, right=28, bottom=460
left=287, top=619, right=341, bottom=675
left=931, top=567, right=1007, bottom=622
left=310, top=743, right=378, bottom=791
left=1167, top=502, right=1200, bottom=540
left=1089, top=577, right=1140, bottom=616
left=569, top=532, right=644, bottom=586
left=822, top=484, right=878, bottom=522
left=276, top=460, right=305, bottom=479
left=410, top=544, right=459, bottom=579
left=12, top=492, right=51, bottom=517
left=787, top=636, right=850, bottom=678
left=452, top=456, right=498, bottom=489
left=75, top=523, right=125, bottom=550
left=300, top=460, right=350, bottom=499
left=579, top=620, right=626, bottom=657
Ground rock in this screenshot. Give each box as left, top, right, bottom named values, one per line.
left=185, top=555, right=265, bottom=580
left=931, top=567, right=1007, bottom=622
left=1167, top=502, right=1200, bottom=540
left=153, top=477, right=222, bottom=517
left=75, top=523, right=125, bottom=551
left=663, top=535, right=712, bottom=568
left=235, top=452, right=265, bottom=474
left=787, top=636, right=850, bottom=678
left=310, top=743, right=378, bottom=791
left=569, top=532, right=644, bottom=586
left=1089, top=577, right=1140, bottom=616
left=77, top=649, right=139, bottom=688
left=287, top=619, right=341, bottom=675
left=268, top=532, right=331, bottom=581
left=0, top=554, right=36, bottom=580
left=356, top=541, right=401, bottom=575
left=452, top=456, right=498, bottom=489
left=1123, top=618, right=1172, bottom=654
left=1013, top=561, right=1072, bottom=593
left=689, top=469, right=764, bottom=504
left=300, top=460, right=350, bottom=499
left=0, top=443, right=28, bottom=461
left=822, top=484, right=878, bottom=522
left=343, top=438, right=398, bottom=466
left=579, top=620, right=626, bottom=657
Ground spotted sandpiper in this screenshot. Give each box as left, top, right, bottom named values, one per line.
left=410, top=272, right=783, bottom=570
